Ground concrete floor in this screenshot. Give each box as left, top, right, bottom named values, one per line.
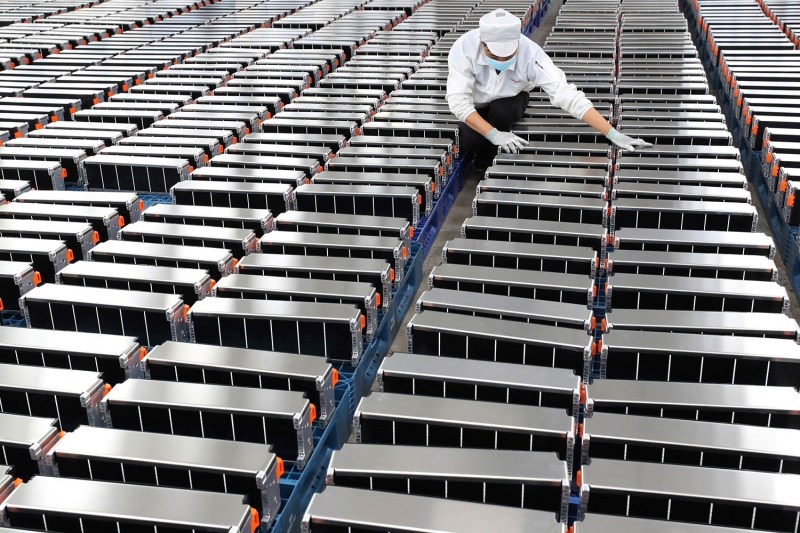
left=387, top=0, right=565, bottom=355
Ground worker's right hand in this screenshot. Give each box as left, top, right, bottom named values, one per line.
left=485, top=128, right=529, bottom=154
left=606, top=127, right=652, bottom=152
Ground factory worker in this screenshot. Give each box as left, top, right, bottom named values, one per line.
left=447, top=8, right=652, bottom=170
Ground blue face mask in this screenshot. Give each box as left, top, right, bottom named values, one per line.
left=486, top=55, right=516, bottom=72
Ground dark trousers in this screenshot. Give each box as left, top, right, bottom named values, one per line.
left=459, top=91, right=530, bottom=169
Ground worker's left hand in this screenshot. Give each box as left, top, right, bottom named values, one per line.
left=606, top=127, right=653, bottom=151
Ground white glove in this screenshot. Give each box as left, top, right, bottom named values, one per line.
left=485, top=128, right=529, bottom=154
left=606, top=127, right=653, bottom=151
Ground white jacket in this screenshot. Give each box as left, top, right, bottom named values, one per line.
left=446, top=29, right=594, bottom=122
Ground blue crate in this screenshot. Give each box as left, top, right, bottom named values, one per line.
left=140, top=193, right=173, bottom=209
left=1, top=310, right=26, bottom=328
left=413, top=157, right=468, bottom=257
left=268, top=241, right=424, bottom=533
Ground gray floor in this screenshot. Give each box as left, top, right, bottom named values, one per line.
left=387, top=0, right=564, bottom=355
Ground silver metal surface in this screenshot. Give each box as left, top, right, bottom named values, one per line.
left=588, top=379, right=800, bottom=428
left=301, top=486, right=566, bottom=533
left=1, top=475, right=252, bottom=532
left=416, top=288, right=592, bottom=330
left=583, top=411, right=800, bottom=470
left=606, top=309, right=800, bottom=340
left=102, top=378, right=312, bottom=465
left=580, top=458, right=800, bottom=518
left=143, top=340, right=336, bottom=425
left=354, top=392, right=575, bottom=468
left=48, top=426, right=281, bottom=528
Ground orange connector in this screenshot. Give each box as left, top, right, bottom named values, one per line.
left=249, top=507, right=259, bottom=533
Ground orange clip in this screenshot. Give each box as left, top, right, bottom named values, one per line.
left=13, top=132, right=22, bottom=139
left=69, top=106, right=77, bottom=115
left=189, top=166, right=194, bottom=173
left=389, top=268, right=395, bottom=282
left=409, top=227, right=414, bottom=238
left=232, top=137, right=238, bottom=144
left=331, top=368, right=339, bottom=386
left=218, top=145, right=224, bottom=154
left=58, top=430, right=65, bottom=439
left=249, top=507, right=259, bottom=533
left=122, top=84, right=128, bottom=92
left=575, top=470, right=582, bottom=487
left=92, top=231, right=100, bottom=244
left=401, top=246, right=408, bottom=258
left=0, top=298, right=4, bottom=311
left=66, top=249, right=75, bottom=263
left=203, top=154, right=209, bottom=164
left=752, top=123, right=759, bottom=136
left=51, top=115, right=58, bottom=123
left=789, top=194, right=796, bottom=208
left=183, top=304, right=190, bottom=319
left=360, top=314, right=366, bottom=330
left=766, top=151, right=773, bottom=164
left=93, top=98, right=100, bottom=105
left=780, top=180, right=788, bottom=192
left=33, top=271, right=42, bottom=286
left=13, top=478, right=22, bottom=488
left=416, top=194, right=422, bottom=205
left=61, top=168, right=68, bottom=179
left=139, top=347, right=148, bottom=361
left=232, top=258, right=239, bottom=270
left=118, top=215, right=125, bottom=228
left=34, top=123, right=42, bottom=130
left=590, top=316, right=596, bottom=330
left=309, top=403, right=317, bottom=423
left=275, top=457, right=285, bottom=479
left=601, top=318, right=607, bottom=332
left=772, top=164, right=780, bottom=178
left=102, top=383, right=112, bottom=397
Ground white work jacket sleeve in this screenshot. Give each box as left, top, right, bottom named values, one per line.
left=446, top=40, right=478, bottom=122
left=528, top=46, right=594, bottom=120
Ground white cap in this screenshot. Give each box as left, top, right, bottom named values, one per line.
left=479, top=9, right=521, bottom=57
